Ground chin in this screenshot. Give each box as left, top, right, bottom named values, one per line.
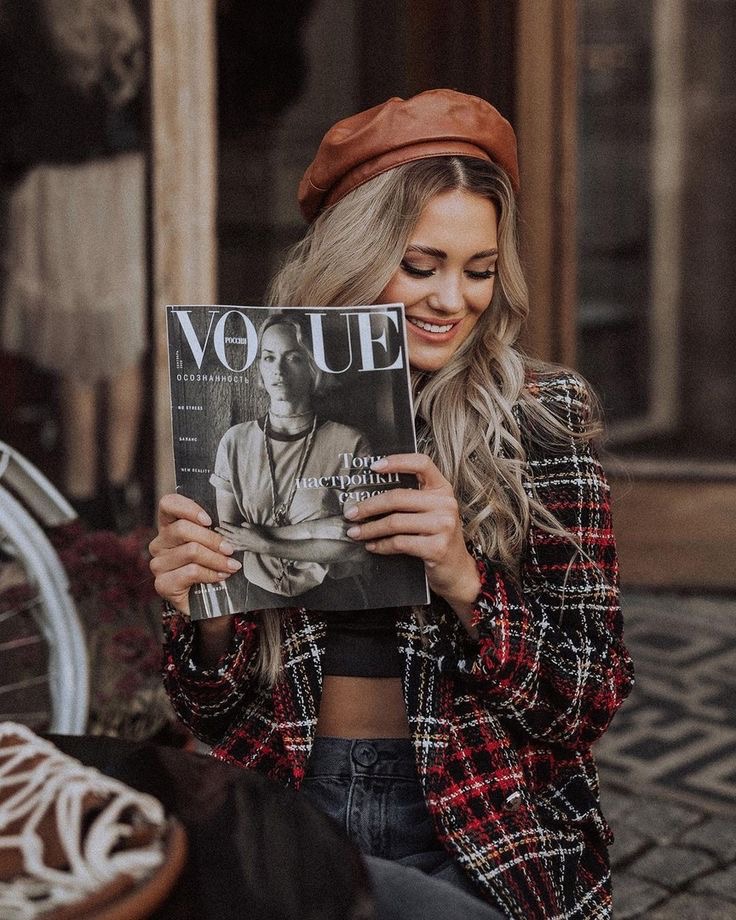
left=408, top=347, right=455, bottom=373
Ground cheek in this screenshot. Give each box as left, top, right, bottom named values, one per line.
left=379, top=273, right=416, bottom=306
left=470, top=282, right=495, bottom=314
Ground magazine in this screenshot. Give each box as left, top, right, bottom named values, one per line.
left=167, top=304, right=430, bottom=620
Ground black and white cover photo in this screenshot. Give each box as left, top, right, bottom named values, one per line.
left=167, top=304, right=430, bottom=620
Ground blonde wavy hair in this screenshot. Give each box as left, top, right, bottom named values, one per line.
left=255, top=156, right=599, bottom=686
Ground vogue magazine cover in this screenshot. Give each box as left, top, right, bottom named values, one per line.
left=167, top=304, right=430, bottom=620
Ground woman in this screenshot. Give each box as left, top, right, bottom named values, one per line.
left=0, top=0, right=147, bottom=531
left=150, top=90, right=634, bottom=920
left=209, top=311, right=373, bottom=611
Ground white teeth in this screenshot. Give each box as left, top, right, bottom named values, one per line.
left=408, top=318, right=454, bottom=333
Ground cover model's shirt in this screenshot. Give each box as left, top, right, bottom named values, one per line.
left=210, top=417, right=371, bottom=597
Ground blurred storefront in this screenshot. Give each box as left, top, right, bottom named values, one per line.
left=1, top=0, right=733, bottom=587
left=576, top=0, right=736, bottom=588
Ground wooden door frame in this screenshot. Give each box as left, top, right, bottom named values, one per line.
left=515, top=0, right=578, bottom=366
left=149, top=0, right=218, bottom=499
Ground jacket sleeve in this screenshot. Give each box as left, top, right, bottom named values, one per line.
left=161, top=605, right=261, bottom=745
left=443, top=375, right=634, bottom=748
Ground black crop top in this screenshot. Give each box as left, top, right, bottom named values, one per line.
left=320, top=608, right=402, bottom=678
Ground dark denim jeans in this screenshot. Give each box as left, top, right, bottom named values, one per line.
left=302, top=737, right=507, bottom=920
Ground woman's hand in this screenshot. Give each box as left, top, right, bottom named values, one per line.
left=149, top=493, right=242, bottom=616
left=342, top=454, right=481, bottom=633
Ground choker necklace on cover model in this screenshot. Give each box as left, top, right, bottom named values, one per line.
left=268, top=409, right=314, bottom=420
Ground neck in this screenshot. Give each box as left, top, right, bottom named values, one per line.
left=267, top=410, right=315, bottom=435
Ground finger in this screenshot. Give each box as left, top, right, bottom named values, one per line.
left=371, top=453, right=449, bottom=488
left=150, top=518, right=231, bottom=556
left=346, top=511, right=454, bottom=542
left=158, top=492, right=212, bottom=528
left=364, top=533, right=446, bottom=562
left=344, top=490, right=457, bottom=522
left=150, top=541, right=241, bottom=577
left=154, top=563, right=232, bottom=604
left=215, top=525, right=251, bottom=540
left=215, top=525, right=252, bottom=544
left=214, top=531, right=250, bottom=552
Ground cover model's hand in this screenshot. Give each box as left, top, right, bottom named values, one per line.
left=215, top=521, right=269, bottom=554
left=149, top=493, right=242, bottom=616
left=218, top=517, right=365, bottom=563
left=343, top=454, right=481, bottom=634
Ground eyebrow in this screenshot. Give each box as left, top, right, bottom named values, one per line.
left=405, top=244, right=498, bottom=260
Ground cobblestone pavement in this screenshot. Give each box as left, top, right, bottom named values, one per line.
left=597, top=591, right=736, bottom=918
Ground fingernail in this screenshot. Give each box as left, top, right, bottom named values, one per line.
left=198, top=511, right=212, bottom=525
left=343, top=504, right=359, bottom=519
left=371, top=458, right=387, bottom=470
left=219, top=540, right=235, bottom=554
left=366, top=542, right=377, bottom=551
left=226, top=558, right=242, bottom=571
left=346, top=526, right=360, bottom=538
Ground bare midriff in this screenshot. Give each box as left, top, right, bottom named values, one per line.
left=316, top=676, right=411, bottom=738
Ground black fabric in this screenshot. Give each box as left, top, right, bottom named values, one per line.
left=47, top=734, right=372, bottom=920
left=217, top=0, right=316, bottom=134
left=321, top=608, right=403, bottom=677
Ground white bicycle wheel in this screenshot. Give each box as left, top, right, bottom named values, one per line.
left=0, top=444, right=88, bottom=734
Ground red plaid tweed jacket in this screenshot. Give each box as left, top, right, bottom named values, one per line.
left=162, top=373, right=634, bottom=920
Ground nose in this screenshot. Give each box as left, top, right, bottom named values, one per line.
left=428, top=273, right=465, bottom=315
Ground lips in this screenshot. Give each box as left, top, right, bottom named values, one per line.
left=406, top=316, right=462, bottom=342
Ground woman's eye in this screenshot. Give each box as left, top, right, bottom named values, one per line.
left=401, top=260, right=434, bottom=278
left=466, top=268, right=497, bottom=280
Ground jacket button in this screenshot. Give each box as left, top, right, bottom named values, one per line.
left=502, top=791, right=523, bottom=813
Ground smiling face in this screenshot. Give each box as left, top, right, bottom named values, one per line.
left=258, top=323, right=316, bottom=411
left=378, top=189, right=499, bottom=373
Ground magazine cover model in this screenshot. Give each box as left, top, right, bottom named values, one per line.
left=167, top=304, right=430, bottom=620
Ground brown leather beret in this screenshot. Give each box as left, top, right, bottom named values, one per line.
left=298, top=88, right=519, bottom=222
